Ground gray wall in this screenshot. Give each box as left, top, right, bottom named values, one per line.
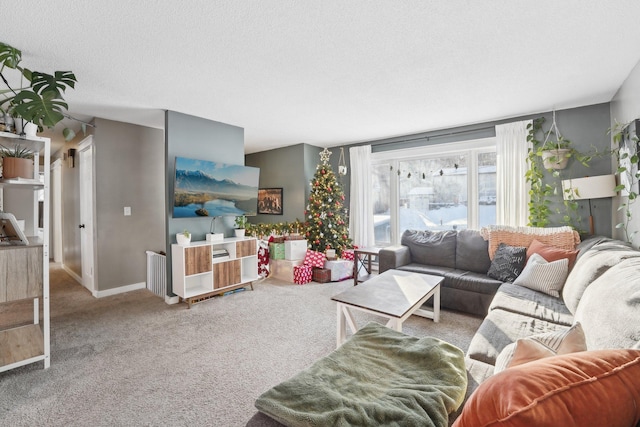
left=333, top=103, right=613, bottom=236
left=94, top=118, right=166, bottom=291
left=61, top=118, right=165, bottom=292
left=610, top=57, right=640, bottom=246
left=245, top=143, right=322, bottom=224
left=165, top=110, right=245, bottom=294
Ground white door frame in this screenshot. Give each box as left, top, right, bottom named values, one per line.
left=50, top=159, right=63, bottom=263
left=78, top=136, right=97, bottom=295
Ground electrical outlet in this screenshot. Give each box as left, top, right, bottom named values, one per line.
left=124, top=206, right=131, bottom=216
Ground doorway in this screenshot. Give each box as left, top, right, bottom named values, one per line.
left=78, top=136, right=96, bottom=294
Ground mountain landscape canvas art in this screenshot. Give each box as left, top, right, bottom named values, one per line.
left=173, top=157, right=260, bottom=218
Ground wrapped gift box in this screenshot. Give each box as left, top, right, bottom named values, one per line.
left=285, top=239, right=308, bottom=261
left=270, top=259, right=304, bottom=283
left=312, top=267, right=331, bottom=283
left=269, top=242, right=285, bottom=260
left=325, top=259, right=354, bottom=281
left=293, top=265, right=313, bottom=285
left=304, top=250, right=326, bottom=268
left=341, top=249, right=355, bottom=261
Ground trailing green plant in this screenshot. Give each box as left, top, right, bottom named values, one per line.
left=0, top=41, right=78, bottom=139
left=0, top=144, right=33, bottom=159
left=180, top=229, right=190, bottom=238
left=526, top=117, right=594, bottom=231
left=610, top=121, right=640, bottom=243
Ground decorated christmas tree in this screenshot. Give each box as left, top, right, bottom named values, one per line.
left=305, top=148, right=353, bottom=256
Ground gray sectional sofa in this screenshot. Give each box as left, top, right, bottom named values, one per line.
left=381, top=230, right=640, bottom=423
left=462, top=235, right=640, bottom=391
left=379, top=229, right=503, bottom=316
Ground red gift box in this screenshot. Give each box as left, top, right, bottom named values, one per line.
left=312, top=267, right=331, bottom=283
left=293, top=265, right=313, bottom=285
left=342, top=249, right=355, bottom=261
left=304, top=250, right=326, bottom=268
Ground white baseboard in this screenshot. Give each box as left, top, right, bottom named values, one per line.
left=62, top=265, right=82, bottom=284
left=95, top=282, right=146, bottom=298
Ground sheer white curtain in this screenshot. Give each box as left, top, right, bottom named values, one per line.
left=349, top=145, right=374, bottom=247
left=495, top=120, right=532, bottom=227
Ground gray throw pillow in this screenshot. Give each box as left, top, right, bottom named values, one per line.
left=487, top=243, right=526, bottom=282
left=401, top=229, right=457, bottom=268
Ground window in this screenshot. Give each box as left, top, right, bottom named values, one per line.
left=371, top=139, right=496, bottom=246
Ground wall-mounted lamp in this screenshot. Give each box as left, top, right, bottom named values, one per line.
left=561, top=174, right=617, bottom=235
left=67, top=148, right=76, bottom=168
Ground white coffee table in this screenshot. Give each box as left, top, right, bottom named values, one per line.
left=331, top=269, right=442, bottom=347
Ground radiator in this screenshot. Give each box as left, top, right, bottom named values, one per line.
left=146, top=251, right=167, bottom=298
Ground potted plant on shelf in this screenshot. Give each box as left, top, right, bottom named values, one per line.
left=176, top=229, right=191, bottom=245
left=0, top=41, right=78, bottom=140
left=0, top=144, right=34, bottom=179
left=234, top=215, right=248, bottom=237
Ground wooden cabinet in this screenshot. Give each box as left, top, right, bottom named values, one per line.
left=184, top=245, right=211, bottom=276
left=172, top=237, right=258, bottom=308
left=0, top=131, right=50, bottom=372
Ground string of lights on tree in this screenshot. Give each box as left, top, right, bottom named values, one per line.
left=305, top=148, right=352, bottom=256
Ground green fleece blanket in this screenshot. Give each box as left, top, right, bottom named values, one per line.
left=255, top=322, right=467, bottom=427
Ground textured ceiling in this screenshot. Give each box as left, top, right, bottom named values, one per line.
left=4, top=1, right=640, bottom=153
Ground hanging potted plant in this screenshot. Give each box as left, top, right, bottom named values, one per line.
left=541, top=135, right=572, bottom=170
left=537, top=111, right=575, bottom=170
left=0, top=144, right=34, bottom=179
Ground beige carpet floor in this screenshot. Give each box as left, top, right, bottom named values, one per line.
left=0, top=265, right=482, bottom=427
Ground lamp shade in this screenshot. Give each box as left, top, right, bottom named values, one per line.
left=561, top=174, right=617, bottom=200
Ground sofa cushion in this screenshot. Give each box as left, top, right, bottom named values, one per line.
left=467, top=308, right=570, bottom=365
left=401, top=229, right=457, bottom=268
left=453, top=349, right=640, bottom=427
left=494, top=322, right=586, bottom=373
left=397, top=263, right=454, bottom=278
left=444, top=270, right=503, bottom=295
left=526, top=238, right=578, bottom=267
left=455, top=229, right=491, bottom=274
left=489, top=282, right=574, bottom=326
left=574, top=257, right=640, bottom=350
left=563, top=239, right=640, bottom=314
left=513, top=253, right=569, bottom=297
left=486, top=243, right=526, bottom=282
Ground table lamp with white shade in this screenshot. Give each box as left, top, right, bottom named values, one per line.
left=561, top=174, right=617, bottom=235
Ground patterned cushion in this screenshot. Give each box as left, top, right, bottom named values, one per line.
left=494, top=322, right=586, bottom=373
left=513, top=253, right=569, bottom=297
left=487, top=243, right=526, bottom=282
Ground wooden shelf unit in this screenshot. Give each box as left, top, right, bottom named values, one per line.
left=0, top=131, right=50, bottom=372
left=172, top=237, right=258, bottom=308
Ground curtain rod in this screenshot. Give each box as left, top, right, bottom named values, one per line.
left=372, top=125, right=495, bottom=148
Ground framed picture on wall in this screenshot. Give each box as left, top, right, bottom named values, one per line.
left=258, top=188, right=283, bottom=215
left=620, top=119, right=640, bottom=196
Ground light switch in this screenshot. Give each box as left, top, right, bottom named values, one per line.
left=124, top=206, right=131, bottom=216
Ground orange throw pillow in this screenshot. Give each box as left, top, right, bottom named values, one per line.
left=526, top=238, right=578, bottom=266
left=453, top=349, right=640, bottom=427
